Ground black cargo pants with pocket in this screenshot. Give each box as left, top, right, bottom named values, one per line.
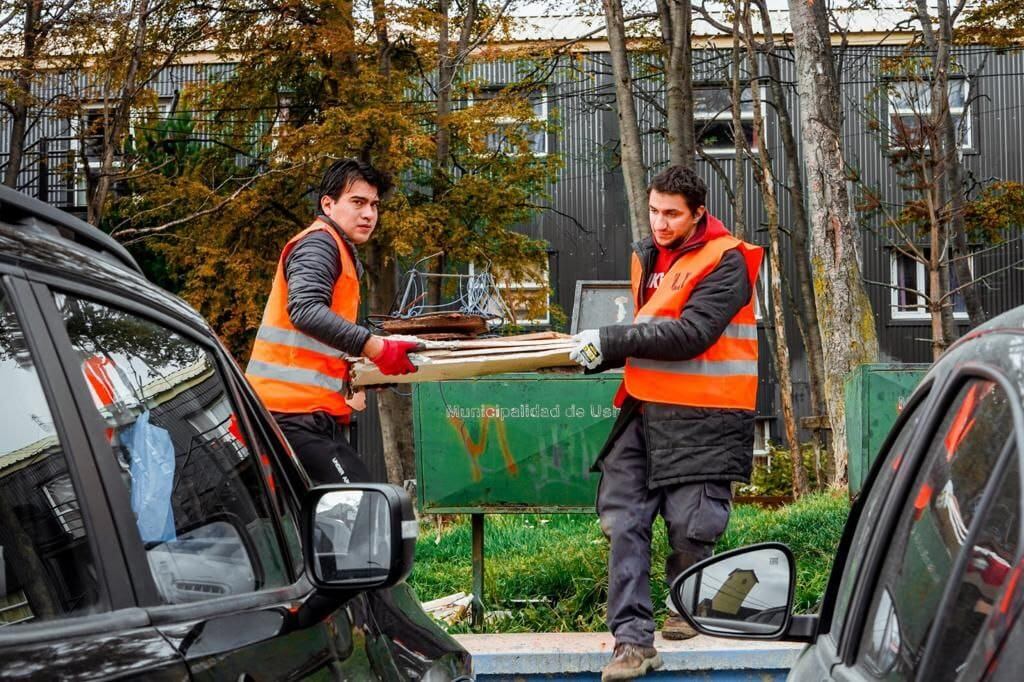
left=274, top=411, right=373, bottom=484
left=596, top=413, right=732, bottom=647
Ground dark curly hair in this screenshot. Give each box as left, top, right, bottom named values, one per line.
left=648, top=165, right=707, bottom=213
left=318, top=159, right=393, bottom=211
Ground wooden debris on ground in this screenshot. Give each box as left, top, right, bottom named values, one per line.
left=421, top=591, right=474, bottom=625
left=350, top=332, right=581, bottom=387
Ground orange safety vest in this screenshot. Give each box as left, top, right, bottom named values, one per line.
left=245, top=219, right=360, bottom=418
left=623, top=235, right=763, bottom=410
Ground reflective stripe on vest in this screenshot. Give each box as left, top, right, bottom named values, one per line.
left=623, top=234, right=764, bottom=410
left=254, top=325, right=348, bottom=358
left=627, top=358, right=758, bottom=376
left=245, top=220, right=360, bottom=417
left=245, top=360, right=348, bottom=392
left=634, top=315, right=758, bottom=341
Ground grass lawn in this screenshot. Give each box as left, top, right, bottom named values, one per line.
left=407, top=492, right=850, bottom=633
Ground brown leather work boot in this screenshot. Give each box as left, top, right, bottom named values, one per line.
left=661, top=614, right=699, bottom=640
left=601, top=643, right=664, bottom=681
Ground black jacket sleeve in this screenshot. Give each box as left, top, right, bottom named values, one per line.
left=284, top=231, right=371, bottom=357
left=599, top=248, right=752, bottom=365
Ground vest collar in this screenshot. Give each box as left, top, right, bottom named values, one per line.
left=315, top=214, right=365, bottom=279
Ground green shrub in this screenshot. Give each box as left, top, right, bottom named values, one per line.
left=737, top=444, right=828, bottom=497
left=408, top=492, right=850, bottom=633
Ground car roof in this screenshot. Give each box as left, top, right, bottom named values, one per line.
left=924, top=305, right=1024, bottom=403
left=0, top=188, right=209, bottom=330
left=0, top=184, right=140, bottom=273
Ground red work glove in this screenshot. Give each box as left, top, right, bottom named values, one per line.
left=372, top=338, right=422, bottom=375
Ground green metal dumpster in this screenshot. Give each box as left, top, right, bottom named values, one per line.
left=412, top=372, right=620, bottom=513
left=845, top=363, right=929, bottom=495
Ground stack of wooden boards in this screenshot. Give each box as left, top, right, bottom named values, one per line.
left=350, top=331, right=580, bottom=387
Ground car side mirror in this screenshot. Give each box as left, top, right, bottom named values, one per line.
left=302, top=484, right=416, bottom=592
left=670, top=542, right=797, bottom=640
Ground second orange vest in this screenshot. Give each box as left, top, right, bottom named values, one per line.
left=246, top=220, right=360, bottom=418
left=623, top=235, right=763, bottom=410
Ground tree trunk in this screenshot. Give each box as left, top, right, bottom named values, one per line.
left=924, top=177, right=950, bottom=359
left=934, top=0, right=985, bottom=325
left=5, top=0, right=44, bottom=189
left=729, top=4, right=746, bottom=240
left=658, top=0, right=694, bottom=167
left=742, top=2, right=805, bottom=497
left=365, top=241, right=413, bottom=484
left=371, top=0, right=391, bottom=76
left=603, top=0, right=649, bottom=242
left=88, top=0, right=151, bottom=226
left=787, top=0, right=879, bottom=488
left=755, top=0, right=828, bottom=424
left=428, top=0, right=475, bottom=306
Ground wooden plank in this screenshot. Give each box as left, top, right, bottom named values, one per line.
left=413, top=342, right=575, bottom=360
left=388, top=332, right=572, bottom=351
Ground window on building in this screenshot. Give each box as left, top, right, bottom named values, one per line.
left=470, top=260, right=551, bottom=326
left=71, top=103, right=116, bottom=207
left=890, top=249, right=972, bottom=321
left=887, top=78, right=971, bottom=150
left=55, top=293, right=290, bottom=605
left=693, top=85, right=758, bottom=155
left=79, top=103, right=111, bottom=161
left=753, top=256, right=769, bottom=322
left=753, top=419, right=770, bottom=458
left=129, top=97, right=175, bottom=144
left=71, top=99, right=174, bottom=207
left=476, top=86, right=549, bottom=156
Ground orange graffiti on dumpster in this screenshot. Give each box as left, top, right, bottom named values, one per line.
left=447, top=409, right=519, bottom=481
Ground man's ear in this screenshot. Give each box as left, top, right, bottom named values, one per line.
left=320, top=195, right=332, bottom=215
left=695, top=205, right=706, bottom=221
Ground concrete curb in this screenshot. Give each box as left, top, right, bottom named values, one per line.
left=455, top=632, right=804, bottom=677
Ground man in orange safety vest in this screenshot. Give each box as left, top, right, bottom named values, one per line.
left=246, top=159, right=420, bottom=484
left=569, top=165, right=763, bottom=681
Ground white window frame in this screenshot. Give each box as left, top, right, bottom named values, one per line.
left=753, top=419, right=770, bottom=457
left=473, top=85, right=549, bottom=157
left=69, top=98, right=173, bottom=206
left=887, top=77, right=972, bottom=152
left=693, top=84, right=765, bottom=157
left=752, top=256, right=769, bottom=322
left=69, top=102, right=124, bottom=207
left=468, top=260, right=551, bottom=326
left=129, top=97, right=175, bottom=143
left=889, top=249, right=973, bottom=321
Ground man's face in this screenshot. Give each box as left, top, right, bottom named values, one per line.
left=320, top=179, right=380, bottom=244
left=648, top=189, right=705, bottom=248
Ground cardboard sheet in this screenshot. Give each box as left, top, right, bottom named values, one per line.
left=350, top=333, right=581, bottom=387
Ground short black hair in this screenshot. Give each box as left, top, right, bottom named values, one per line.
left=648, top=165, right=707, bottom=213
left=318, top=159, right=393, bottom=211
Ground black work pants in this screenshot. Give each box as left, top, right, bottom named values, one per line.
left=596, top=414, right=732, bottom=647
left=274, top=411, right=373, bottom=484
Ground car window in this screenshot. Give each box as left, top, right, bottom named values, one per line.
left=0, top=289, right=100, bottom=625
left=857, top=378, right=1014, bottom=679
left=832, top=394, right=927, bottom=638
left=55, top=294, right=289, bottom=604
left=927, top=448, right=1020, bottom=681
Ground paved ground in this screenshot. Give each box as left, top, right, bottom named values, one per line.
left=455, top=632, right=804, bottom=681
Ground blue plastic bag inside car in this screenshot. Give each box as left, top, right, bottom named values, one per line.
left=124, top=410, right=177, bottom=543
